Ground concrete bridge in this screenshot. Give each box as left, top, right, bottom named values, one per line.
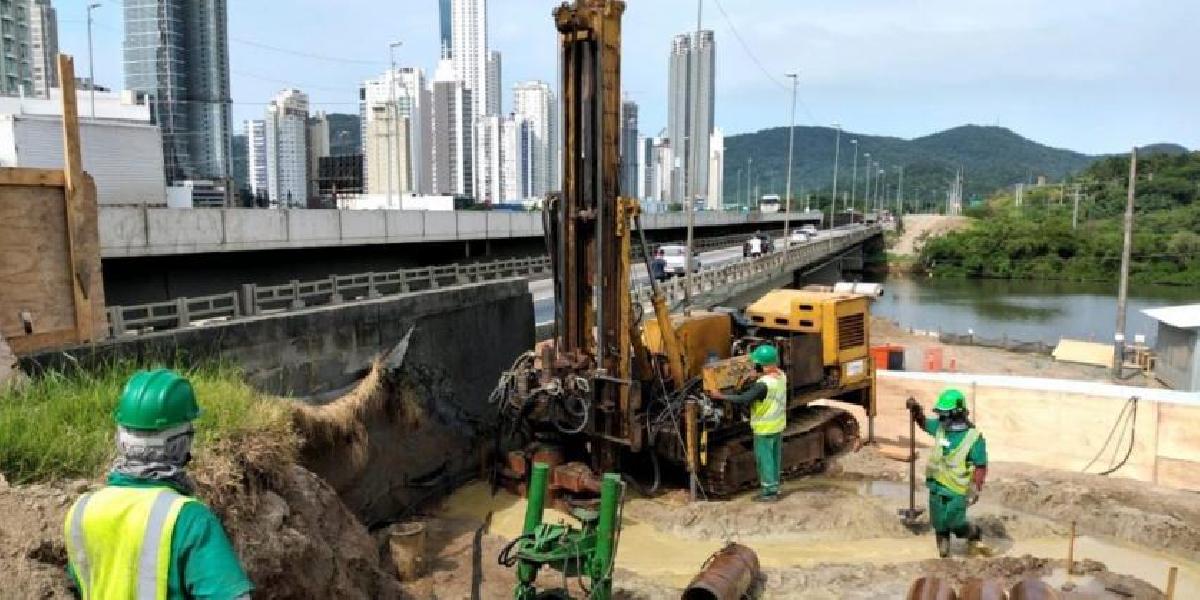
left=99, top=207, right=826, bottom=306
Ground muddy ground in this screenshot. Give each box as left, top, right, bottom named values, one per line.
left=393, top=446, right=1197, bottom=599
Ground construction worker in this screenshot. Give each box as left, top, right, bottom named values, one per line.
left=907, top=389, right=988, bottom=558
left=710, top=344, right=788, bottom=502
left=64, top=369, right=253, bottom=599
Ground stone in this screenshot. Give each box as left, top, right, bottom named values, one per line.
left=258, top=491, right=290, bottom=531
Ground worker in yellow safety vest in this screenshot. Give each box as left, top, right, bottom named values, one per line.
left=63, top=369, right=253, bottom=599
left=907, top=389, right=989, bottom=558
left=710, top=344, right=788, bottom=502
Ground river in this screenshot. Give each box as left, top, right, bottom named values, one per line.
left=869, top=276, right=1200, bottom=346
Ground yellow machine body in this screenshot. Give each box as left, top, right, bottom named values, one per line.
left=744, top=290, right=872, bottom=386
left=641, top=312, right=732, bottom=379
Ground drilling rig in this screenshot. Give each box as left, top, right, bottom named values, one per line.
left=494, top=0, right=875, bottom=503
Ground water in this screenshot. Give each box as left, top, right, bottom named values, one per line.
left=869, top=276, right=1200, bottom=346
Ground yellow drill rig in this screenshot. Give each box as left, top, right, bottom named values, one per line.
left=494, top=0, right=875, bottom=502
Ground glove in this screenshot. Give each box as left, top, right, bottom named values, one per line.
left=906, top=398, right=921, bottom=418
left=967, top=483, right=981, bottom=506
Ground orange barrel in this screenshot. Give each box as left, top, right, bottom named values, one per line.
left=923, top=347, right=945, bottom=372
left=682, top=543, right=760, bottom=600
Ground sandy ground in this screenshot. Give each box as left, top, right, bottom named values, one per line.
left=892, top=215, right=972, bottom=256
left=390, top=446, right=1200, bottom=599
left=871, top=317, right=1160, bottom=386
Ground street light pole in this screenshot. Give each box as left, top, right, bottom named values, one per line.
left=863, top=153, right=871, bottom=211
left=850, top=139, right=858, bottom=214
left=87, top=3, right=101, bottom=119
left=783, top=73, right=799, bottom=243
left=388, top=41, right=403, bottom=209
left=829, top=123, right=841, bottom=229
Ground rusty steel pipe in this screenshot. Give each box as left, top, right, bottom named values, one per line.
left=682, top=543, right=760, bottom=600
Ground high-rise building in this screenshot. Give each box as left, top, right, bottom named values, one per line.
left=364, top=104, right=410, bottom=201
left=512, top=80, right=556, bottom=199
left=29, top=0, right=58, bottom=98
left=307, top=112, right=331, bottom=202
left=451, top=0, right=489, bottom=119
left=0, top=0, right=32, bottom=96
left=500, top=114, right=521, bottom=202
left=475, top=114, right=503, bottom=205
left=486, top=51, right=501, bottom=115
left=265, top=89, right=309, bottom=208
left=123, top=0, right=233, bottom=185
left=246, top=119, right=268, bottom=202
left=650, top=136, right=673, bottom=204
left=438, top=0, right=453, bottom=59
left=431, top=60, right=474, bottom=196
left=620, top=100, right=639, bottom=198
left=707, top=127, right=724, bottom=210
left=666, top=30, right=715, bottom=206
left=360, top=67, right=431, bottom=195
left=636, top=134, right=648, bottom=200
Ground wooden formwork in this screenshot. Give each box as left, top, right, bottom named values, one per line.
left=0, top=55, right=107, bottom=354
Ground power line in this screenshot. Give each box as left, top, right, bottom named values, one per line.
left=228, top=37, right=385, bottom=66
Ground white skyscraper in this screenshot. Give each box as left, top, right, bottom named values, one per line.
left=431, top=59, right=475, bottom=196
left=666, top=30, right=716, bottom=206
left=486, top=50, right=502, bottom=115
left=475, top=114, right=503, bottom=205
left=707, top=127, right=724, bottom=210
left=451, top=0, right=489, bottom=119
left=246, top=120, right=268, bottom=202
left=29, top=0, right=58, bottom=98
left=512, top=80, right=556, bottom=199
left=361, top=67, right=432, bottom=195
left=500, top=114, right=521, bottom=202
left=265, top=89, right=310, bottom=208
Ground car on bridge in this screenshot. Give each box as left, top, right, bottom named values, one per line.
left=657, top=244, right=701, bottom=279
left=743, top=233, right=774, bottom=258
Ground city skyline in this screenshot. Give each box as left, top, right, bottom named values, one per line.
left=53, top=0, right=1199, bottom=155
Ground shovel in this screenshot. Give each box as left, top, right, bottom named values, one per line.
left=898, top=397, right=925, bottom=532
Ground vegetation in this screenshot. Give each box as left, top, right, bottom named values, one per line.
left=919, top=151, right=1200, bottom=285
left=0, top=362, right=292, bottom=484
left=722, top=124, right=1096, bottom=208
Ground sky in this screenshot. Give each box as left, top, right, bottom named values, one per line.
left=56, top=0, right=1198, bottom=155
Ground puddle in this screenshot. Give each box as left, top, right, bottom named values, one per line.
left=439, top=482, right=1200, bottom=595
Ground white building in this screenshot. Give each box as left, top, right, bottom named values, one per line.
left=29, top=0, right=58, bottom=98
left=475, top=114, right=503, bottom=205
left=365, top=104, right=411, bottom=197
left=707, top=127, right=724, bottom=210
left=431, top=59, right=474, bottom=196
left=512, top=80, right=557, bottom=199
left=265, top=89, right=309, bottom=208
left=666, top=30, right=716, bottom=205
left=451, top=0, right=489, bottom=120
left=245, top=119, right=267, bottom=201
left=486, top=51, right=501, bottom=115
left=500, top=113, right=521, bottom=202
left=0, top=90, right=164, bottom=206
left=360, top=67, right=431, bottom=195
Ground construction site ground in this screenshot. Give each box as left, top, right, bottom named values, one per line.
left=397, top=446, right=1198, bottom=599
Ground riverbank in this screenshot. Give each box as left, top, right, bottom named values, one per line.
left=871, top=317, right=1161, bottom=386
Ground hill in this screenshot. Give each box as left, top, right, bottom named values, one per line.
left=722, top=124, right=1096, bottom=210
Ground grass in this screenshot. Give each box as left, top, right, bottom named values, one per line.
left=0, top=361, right=294, bottom=485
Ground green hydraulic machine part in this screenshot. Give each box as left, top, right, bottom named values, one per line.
left=500, top=462, right=624, bottom=600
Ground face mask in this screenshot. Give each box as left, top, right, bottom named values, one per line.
left=754, top=364, right=764, bottom=374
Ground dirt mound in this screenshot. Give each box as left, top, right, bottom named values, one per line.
left=893, top=215, right=971, bottom=256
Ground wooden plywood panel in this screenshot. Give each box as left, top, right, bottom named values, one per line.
left=1053, top=339, right=1115, bottom=368
left=0, top=185, right=74, bottom=337
left=1156, top=403, right=1200, bottom=462
left=1155, top=457, right=1200, bottom=492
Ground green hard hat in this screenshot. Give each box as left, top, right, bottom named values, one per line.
left=114, top=369, right=200, bottom=431
left=934, top=388, right=966, bottom=412
left=750, top=344, right=779, bottom=367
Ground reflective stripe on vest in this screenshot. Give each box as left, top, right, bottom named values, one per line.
left=750, top=373, right=787, bottom=436
left=925, top=427, right=981, bottom=496
left=64, top=486, right=193, bottom=600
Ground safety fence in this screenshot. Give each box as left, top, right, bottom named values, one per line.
left=106, top=226, right=877, bottom=338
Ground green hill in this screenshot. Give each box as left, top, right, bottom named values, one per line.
left=722, top=124, right=1096, bottom=210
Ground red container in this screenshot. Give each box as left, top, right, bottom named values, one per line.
left=923, top=347, right=944, bottom=372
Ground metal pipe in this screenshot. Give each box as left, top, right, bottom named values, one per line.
left=593, top=43, right=606, bottom=361
left=517, top=462, right=549, bottom=587
left=682, top=543, right=760, bottom=600
left=686, top=399, right=699, bottom=501
left=591, top=472, right=621, bottom=596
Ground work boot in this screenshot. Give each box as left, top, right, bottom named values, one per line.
left=936, top=534, right=951, bottom=558
left=966, top=524, right=991, bottom=557
left=753, top=492, right=779, bottom=503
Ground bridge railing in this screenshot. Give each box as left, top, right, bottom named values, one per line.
left=105, top=225, right=878, bottom=338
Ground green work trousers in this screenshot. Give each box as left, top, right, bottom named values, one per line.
left=929, top=490, right=970, bottom=535
left=753, top=433, right=782, bottom=496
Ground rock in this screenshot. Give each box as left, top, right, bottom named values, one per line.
left=257, top=491, right=290, bottom=531
left=0, top=472, right=8, bottom=490
left=69, top=480, right=90, bottom=495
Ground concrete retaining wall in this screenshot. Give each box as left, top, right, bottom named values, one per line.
left=864, top=371, right=1200, bottom=492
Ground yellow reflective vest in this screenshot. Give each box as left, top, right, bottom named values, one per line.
left=750, top=372, right=787, bottom=436
left=925, top=427, right=981, bottom=496
left=64, top=486, right=194, bottom=600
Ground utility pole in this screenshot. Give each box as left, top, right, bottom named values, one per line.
left=87, top=3, right=101, bottom=119
left=745, top=157, right=752, bottom=208
left=829, top=123, right=841, bottom=229
left=1072, top=183, right=1082, bottom=230
left=895, top=166, right=904, bottom=230
left=1114, top=148, right=1137, bottom=379
left=684, top=0, right=702, bottom=319
left=850, top=140, right=859, bottom=213
left=783, top=73, right=799, bottom=241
